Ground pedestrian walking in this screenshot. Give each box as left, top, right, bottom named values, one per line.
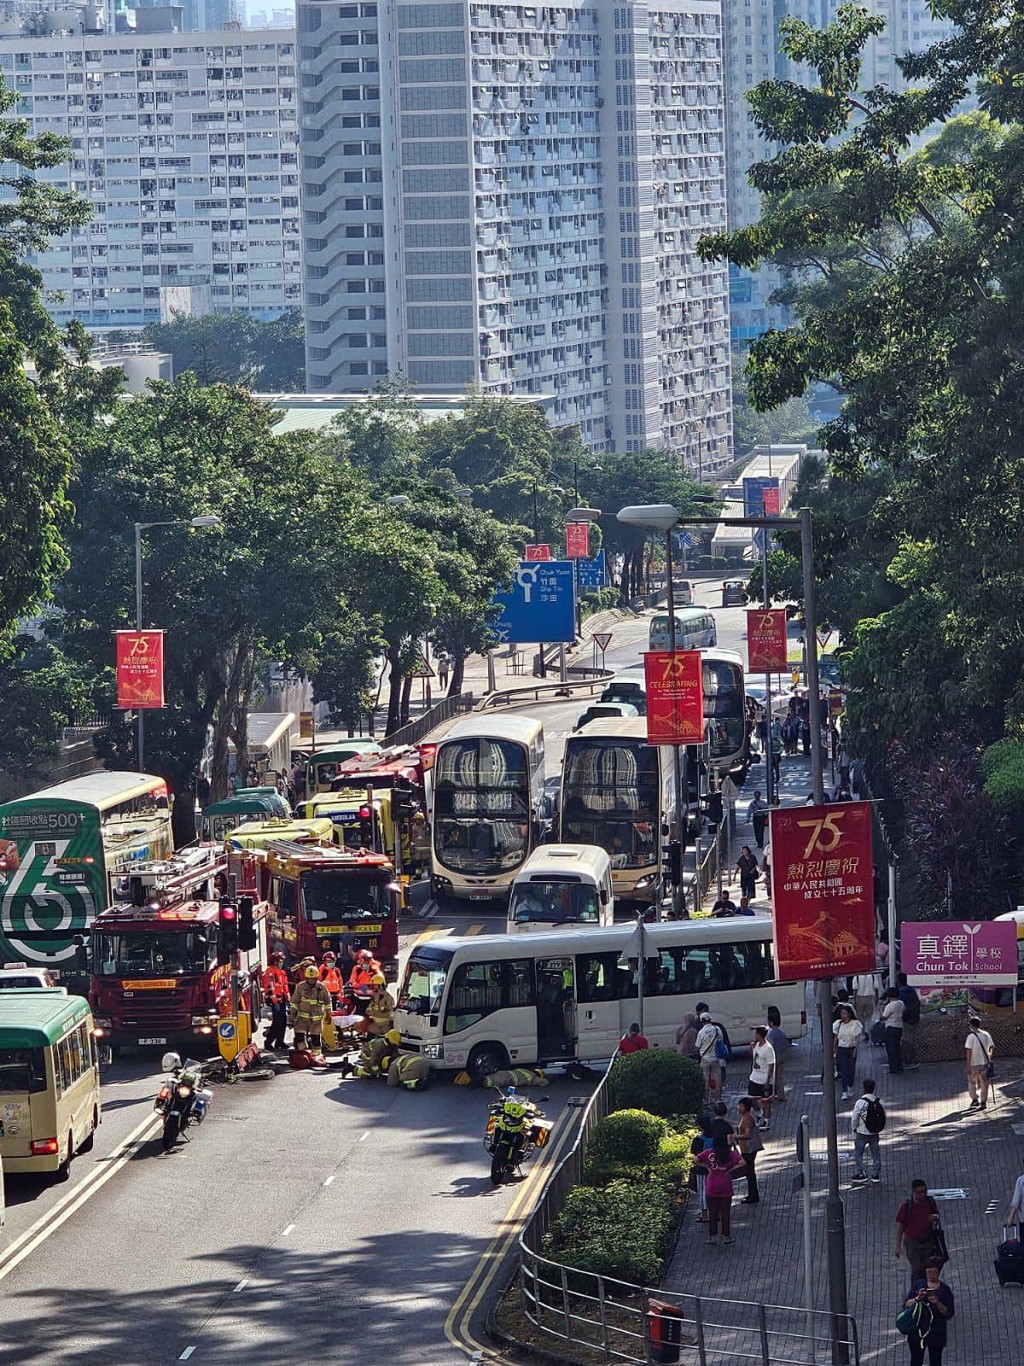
left=901, top=1257, right=954, bottom=1366
left=770, top=720, right=782, bottom=783
left=799, top=717, right=811, bottom=755
left=852, top=970, right=879, bottom=1032
left=736, top=1097, right=763, bottom=1204
left=850, top=755, right=864, bottom=797
left=964, top=1013, right=995, bottom=1110
left=833, top=1004, right=863, bottom=1100
left=765, top=1006, right=788, bottom=1103
left=696, top=1012, right=724, bottom=1106
left=850, top=1078, right=884, bottom=1183
left=693, top=1134, right=744, bottom=1246
left=1004, top=1154, right=1024, bottom=1229
left=675, top=1005, right=702, bottom=1059
left=895, top=1180, right=942, bottom=1282
left=436, top=652, right=449, bottom=689
left=881, top=986, right=905, bottom=1075
left=689, top=1114, right=714, bottom=1224
left=736, top=845, right=759, bottom=902
left=747, top=1025, right=775, bottom=1128
left=837, top=742, right=850, bottom=789
left=747, top=791, right=767, bottom=849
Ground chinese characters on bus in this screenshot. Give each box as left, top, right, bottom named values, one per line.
left=900, top=921, right=1018, bottom=987
left=769, top=801, right=876, bottom=979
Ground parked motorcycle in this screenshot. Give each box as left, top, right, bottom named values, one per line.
left=483, top=1088, right=553, bottom=1185
left=155, top=1053, right=213, bottom=1151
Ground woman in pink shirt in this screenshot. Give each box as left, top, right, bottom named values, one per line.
left=694, top=1134, right=744, bottom=1245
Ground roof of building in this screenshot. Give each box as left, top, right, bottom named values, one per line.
left=256, top=392, right=546, bottom=435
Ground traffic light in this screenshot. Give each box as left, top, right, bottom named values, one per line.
left=237, top=896, right=257, bottom=952
left=663, top=840, right=682, bottom=886
left=358, top=804, right=374, bottom=844
left=391, top=785, right=412, bottom=819
left=705, top=792, right=723, bottom=828
left=217, top=903, right=238, bottom=964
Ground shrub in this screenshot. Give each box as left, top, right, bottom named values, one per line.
left=584, top=1125, right=695, bottom=1191
left=588, top=1108, right=667, bottom=1168
left=608, top=1048, right=704, bottom=1119
left=543, top=1179, right=675, bottom=1285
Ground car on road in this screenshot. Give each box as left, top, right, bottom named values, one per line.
left=573, top=702, right=639, bottom=732
left=540, top=776, right=561, bottom=824
left=722, top=580, right=750, bottom=607
left=0, top=963, right=60, bottom=990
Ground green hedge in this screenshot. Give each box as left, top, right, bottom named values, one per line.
left=583, top=1125, right=695, bottom=1191
left=607, top=1048, right=704, bottom=1119
left=543, top=1178, right=676, bottom=1285
left=588, top=1108, right=667, bottom=1168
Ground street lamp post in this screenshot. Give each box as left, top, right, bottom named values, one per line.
left=133, top=515, right=220, bottom=771
left=616, top=504, right=687, bottom=919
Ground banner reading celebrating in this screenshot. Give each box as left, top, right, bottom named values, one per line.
left=644, top=650, right=703, bottom=746
left=769, top=800, right=875, bottom=979
left=746, top=608, right=789, bottom=672
left=116, top=630, right=166, bottom=710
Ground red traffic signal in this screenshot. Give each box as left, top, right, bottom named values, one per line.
left=221, top=905, right=236, bottom=921
left=359, top=805, right=372, bottom=820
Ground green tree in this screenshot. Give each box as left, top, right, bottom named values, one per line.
left=731, top=349, right=817, bottom=453
left=142, top=309, right=306, bottom=392
left=0, top=636, right=98, bottom=777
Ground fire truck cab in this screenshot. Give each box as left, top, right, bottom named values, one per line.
left=89, top=844, right=268, bottom=1052
left=259, top=841, right=401, bottom=980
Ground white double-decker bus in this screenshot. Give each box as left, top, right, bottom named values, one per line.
left=430, top=714, right=545, bottom=906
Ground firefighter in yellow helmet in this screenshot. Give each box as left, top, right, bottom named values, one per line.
left=351, top=1027, right=401, bottom=1079
left=290, top=965, right=331, bottom=1052
left=359, top=972, right=396, bottom=1037
left=387, top=1050, right=430, bottom=1090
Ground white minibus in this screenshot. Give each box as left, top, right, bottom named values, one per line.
left=507, top=844, right=614, bottom=934
left=395, top=918, right=806, bottom=1082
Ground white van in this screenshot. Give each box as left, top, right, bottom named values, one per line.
left=507, top=844, right=614, bottom=933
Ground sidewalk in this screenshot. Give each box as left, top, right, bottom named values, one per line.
left=668, top=750, right=1023, bottom=1363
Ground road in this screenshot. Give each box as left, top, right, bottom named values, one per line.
left=0, top=580, right=754, bottom=1364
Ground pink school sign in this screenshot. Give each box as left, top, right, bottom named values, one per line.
left=901, top=920, right=1019, bottom=987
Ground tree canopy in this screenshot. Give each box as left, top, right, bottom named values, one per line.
left=141, top=309, right=306, bottom=392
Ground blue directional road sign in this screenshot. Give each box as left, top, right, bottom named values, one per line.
left=576, top=549, right=607, bottom=593
left=743, top=476, right=779, bottom=519
left=490, top=560, right=576, bottom=644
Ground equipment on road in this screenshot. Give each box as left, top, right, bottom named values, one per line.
left=154, top=1052, right=212, bottom=1152
left=483, top=1087, right=552, bottom=1185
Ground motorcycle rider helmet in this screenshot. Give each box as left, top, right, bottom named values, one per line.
left=161, top=1051, right=183, bottom=1072
left=503, top=1098, right=527, bottom=1121
left=304, top=965, right=320, bottom=980
left=385, top=1029, right=402, bottom=1046
left=372, top=973, right=386, bottom=987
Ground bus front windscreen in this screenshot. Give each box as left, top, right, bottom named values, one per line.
left=510, top=878, right=600, bottom=925
left=433, top=738, right=531, bottom=875
left=300, top=870, right=390, bottom=924
left=704, top=659, right=745, bottom=763
left=561, top=739, right=659, bottom=868
left=94, top=930, right=211, bottom=977
left=398, top=945, right=452, bottom=1015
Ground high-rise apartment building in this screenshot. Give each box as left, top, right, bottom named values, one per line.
left=299, top=0, right=732, bottom=471
left=4, top=24, right=301, bottom=330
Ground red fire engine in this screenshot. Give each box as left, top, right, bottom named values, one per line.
left=328, top=746, right=427, bottom=879
left=89, top=844, right=269, bottom=1052
left=254, top=840, right=401, bottom=979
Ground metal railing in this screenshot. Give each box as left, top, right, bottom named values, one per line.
left=479, top=672, right=613, bottom=710
left=384, top=692, right=474, bottom=746
left=519, top=1253, right=860, bottom=1366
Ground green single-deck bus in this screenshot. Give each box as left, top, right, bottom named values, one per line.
left=0, top=773, right=173, bottom=993
left=0, top=988, right=101, bottom=1178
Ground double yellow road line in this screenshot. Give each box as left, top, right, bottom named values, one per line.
left=0, top=1109, right=161, bottom=1284
left=444, top=1109, right=579, bottom=1360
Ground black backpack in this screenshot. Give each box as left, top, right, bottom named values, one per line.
left=901, top=988, right=921, bottom=1026
left=864, top=1096, right=886, bottom=1133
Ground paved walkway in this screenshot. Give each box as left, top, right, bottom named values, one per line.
left=666, top=748, right=1024, bottom=1364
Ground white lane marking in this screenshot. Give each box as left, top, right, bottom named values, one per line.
left=323, top=1174, right=335, bottom=1186
left=359, top=1131, right=368, bottom=1142
left=179, top=1348, right=196, bottom=1361
left=281, top=1223, right=295, bottom=1236
left=0, top=1110, right=161, bottom=1283
left=233, top=1279, right=248, bottom=1294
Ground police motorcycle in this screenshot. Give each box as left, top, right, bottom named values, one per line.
left=155, top=1053, right=213, bottom=1151
left=483, top=1087, right=553, bottom=1185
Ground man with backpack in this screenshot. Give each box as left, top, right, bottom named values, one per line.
left=851, top=1077, right=885, bottom=1183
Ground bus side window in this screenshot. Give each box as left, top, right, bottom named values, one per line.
left=575, top=951, right=621, bottom=1003
left=735, top=941, right=772, bottom=988
left=681, top=952, right=708, bottom=996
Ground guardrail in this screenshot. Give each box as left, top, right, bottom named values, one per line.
left=385, top=692, right=474, bottom=746
left=478, top=671, right=613, bottom=710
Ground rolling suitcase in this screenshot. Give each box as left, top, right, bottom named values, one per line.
left=995, top=1227, right=1024, bottom=1286
left=869, top=1020, right=886, bottom=1047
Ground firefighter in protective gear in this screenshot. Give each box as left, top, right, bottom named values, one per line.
left=262, top=952, right=290, bottom=1050
left=352, top=1026, right=401, bottom=1078
left=346, top=949, right=380, bottom=1011
left=319, top=952, right=344, bottom=1005
left=387, top=1051, right=430, bottom=1090
left=290, top=966, right=331, bottom=1051
left=484, top=1067, right=548, bottom=1090
left=356, top=973, right=396, bottom=1036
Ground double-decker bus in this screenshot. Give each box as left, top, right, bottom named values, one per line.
left=89, top=844, right=269, bottom=1053
left=395, top=917, right=806, bottom=1082
left=702, top=648, right=747, bottom=773
left=430, top=715, right=546, bottom=906
left=258, top=841, right=401, bottom=980
left=0, top=773, right=173, bottom=994
left=560, top=717, right=676, bottom=909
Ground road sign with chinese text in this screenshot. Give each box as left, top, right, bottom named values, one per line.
left=901, top=920, right=1018, bottom=987
left=644, top=651, right=703, bottom=746
left=116, top=630, right=165, bottom=709
left=490, top=560, right=576, bottom=645
left=769, top=801, right=876, bottom=979
left=746, top=609, right=789, bottom=672
left=565, top=523, right=590, bottom=559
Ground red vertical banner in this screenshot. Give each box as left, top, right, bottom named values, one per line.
left=564, top=522, right=590, bottom=559
left=762, top=485, right=781, bottom=516
left=644, top=651, right=704, bottom=745
left=769, top=800, right=876, bottom=979
left=116, top=630, right=166, bottom=709
left=524, top=544, right=552, bottom=561
left=746, top=608, right=789, bottom=672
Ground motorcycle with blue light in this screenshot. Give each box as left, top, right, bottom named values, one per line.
left=154, top=1052, right=213, bottom=1151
